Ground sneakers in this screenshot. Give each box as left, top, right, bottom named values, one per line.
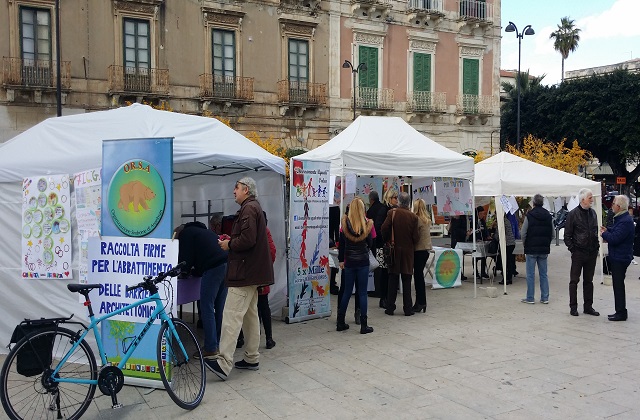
left=204, top=358, right=228, bottom=381
left=193, top=350, right=219, bottom=360
left=521, top=299, right=535, bottom=304
left=540, top=300, right=549, bottom=304
left=234, top=359, right=259, bottom=370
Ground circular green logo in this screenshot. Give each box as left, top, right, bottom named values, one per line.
left=435, top=250, right=461, bottom=288
left=108, top=159, right=165, bottom=237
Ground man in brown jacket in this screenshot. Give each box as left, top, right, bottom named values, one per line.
left=381, top=192, right=419, bottom=316
left=205, top=177, right=275, bottom=380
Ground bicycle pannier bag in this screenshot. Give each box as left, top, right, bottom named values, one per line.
left=10, top=319, right=56, bottom=377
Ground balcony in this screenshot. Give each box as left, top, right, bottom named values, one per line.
left=108, top=65, right=169, bottom=96
left=407, top=91, right=446, bottom=113
left=406, top=0, right=444, bottom=22
left=457, top=0, right=493, bottom=27
left=2, top=57, right=70, bottom=89
left=199, top=74, right=254, bottom=102
left=456, top=94, right=496, bottom=124
left=277, top=80, right=327, bottom=116
left=356, top=87, right=394, bottom=111
left=351, top=0, right=392, bottom=18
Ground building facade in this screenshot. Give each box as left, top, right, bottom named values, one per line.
left=1, top=0, right=500, bottom=155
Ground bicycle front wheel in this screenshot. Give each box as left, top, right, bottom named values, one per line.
left=0, top=327, right=97, bottom=420
left=157, top=318, right=205, bottom=409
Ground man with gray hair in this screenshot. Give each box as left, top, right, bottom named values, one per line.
left=521, top=194, right=554, bottom=304
left=600, top=194, right=634, bottom=321
left=564, top=188, right=600, bottom=317
left=205, top=177, right=274, bottom=380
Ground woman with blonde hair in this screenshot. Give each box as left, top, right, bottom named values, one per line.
left=412, top=199, right=432, bottom=313
left=337, top=197, right=374, bottom=334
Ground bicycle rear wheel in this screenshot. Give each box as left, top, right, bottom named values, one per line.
left=0, top=327, right=97, bottom=420
left=157, top=318, right=205, bottom=409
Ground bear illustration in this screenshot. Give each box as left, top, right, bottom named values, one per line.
left=117, top=181, right=156, bottom=212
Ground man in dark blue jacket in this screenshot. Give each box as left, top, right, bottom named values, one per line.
left=174, top=221, right=228, bottom=357
left=601, top=194, right=634, bottom=321
left=521, top=194, right=554, bottom=304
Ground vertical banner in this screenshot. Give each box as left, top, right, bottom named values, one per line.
left=288, top=160, right=331, bottom=323
left=434, top=177, right=472, bottom=216
left=431, top=247, right=462, bottom=289
left=73, top=168, right=102, bottom=284
left=101, top=138, right=173, bottom=238
left=22, top=174, right=72, bottom=279
left=87, top=236, right=178, bottom=381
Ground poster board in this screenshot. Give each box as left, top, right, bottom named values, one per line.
left=431, top=247, right=462, bottom=289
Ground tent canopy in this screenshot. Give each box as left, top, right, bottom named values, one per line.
left=474, top=152, right=600, bottom=198
left=0, top=104, right=285, bottom=182
left=296, top=116, right=474, bottom=179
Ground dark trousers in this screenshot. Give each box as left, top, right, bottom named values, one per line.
left=387, top=272, right=413, bottom=312
left=569, top=251, right=598, bottom=310
left=609, top=260, right=629, bottom=316
left=496, top=245, right=516, bottom=280
left=338, top=269, right=360, bottom=313
left=377, top=267, right=389, bottom=304
left=413, top=250, right=429, bottom=306
left=257, top=294, right=273, bottom=340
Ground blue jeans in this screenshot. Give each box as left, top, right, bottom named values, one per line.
left=200, top=263, right=227, bottom=352
left=525, top=254, right=548, bottom=302
left=339, top=265, right=369, bottom=317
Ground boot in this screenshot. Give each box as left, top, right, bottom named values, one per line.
left=336, top=313, right=349, bottom=331
left=354, top=308, right=361, bottom=325
left=360, top=316, right=373, bottom=334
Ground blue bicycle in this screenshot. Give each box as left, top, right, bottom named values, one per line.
left=0, top=262, right=206, bottom=419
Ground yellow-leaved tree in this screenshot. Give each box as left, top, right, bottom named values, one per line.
left=505, top=134, right=592, bottom=174
left=246, top=132, right=290, bottom=177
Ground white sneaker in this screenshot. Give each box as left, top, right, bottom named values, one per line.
left=632, top=260, right=638, bottom=265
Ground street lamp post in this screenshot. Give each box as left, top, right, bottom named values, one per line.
left=505, top=21, right=534, bottom=150
left=342, top=60, right=367, bottom=121
left=55, top=0, right=62, bottom=117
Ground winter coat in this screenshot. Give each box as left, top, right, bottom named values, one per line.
left=381, top=207, right=419, bottom=275
left=177, top=221, right=227, bottom=276
left=338, top=216, right=373, bottom=268
left=225, top=196, right=275, bottom=288
left=564, top=205, right=599, bottom=255
left=523, top=206, right=553, bottom=255
left=415, top=217, right=432, bottom=251
left=602, top=211, right=634, bottom=265
left=366, top=199, right=387, bottom=248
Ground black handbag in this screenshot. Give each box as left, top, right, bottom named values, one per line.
left=487, top=236, right=499, bottom=255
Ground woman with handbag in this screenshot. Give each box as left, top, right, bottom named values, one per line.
left=337, top=197, right=374, bottom=334
left=412, top=199, right=432, bottom=313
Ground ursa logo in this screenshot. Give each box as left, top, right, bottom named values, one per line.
left=108, top=159, right=166, bottom=237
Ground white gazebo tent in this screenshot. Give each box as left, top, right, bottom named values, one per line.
left=475, top=152, right=603, bottom=294
left=0, top=104, right=287, bottom=347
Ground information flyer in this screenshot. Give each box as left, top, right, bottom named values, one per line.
left=288, top=159, right=331, bottom=323
left=21, top=174, right=72, bottom=279
left=73, top=168, right=102, bottom=284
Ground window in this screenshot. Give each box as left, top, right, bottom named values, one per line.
left=288, top=38, right=309, bottom=102
left=358, top=45, right=378, bottom=108
left=20, top=6, right=51, bottom=86
left=212, top=29, right=236, bottom=98
left=413, top=52, right=432, bottom=110
left=123, top=18, right=150, bottom=91
left=462, top=58, right=479, bottom=112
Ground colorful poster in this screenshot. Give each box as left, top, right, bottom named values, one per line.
left=288, top=160, right=331, bottom=323
left=434, top=178, right=472, bottom=216
left=22, top=174, right=72, bottom=279
left=73, top=168, right=103, bottom=284
left=87, top=236, right=178, bottom=382
left=412, top=177, right=435, bottom=205
left=382, top=176, right=402, bottom=194
left=431, top=247, right=462, bottom=289
left=101, top=138, right=173, bottom=239
left=356, top=176, right=383, bottom=209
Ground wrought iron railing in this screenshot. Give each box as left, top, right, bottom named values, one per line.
left=407, top=91, right=446, bottom=113
left=199, top=74, right=254, bottom=101
left=277, top=80, right=327, bottom=105
left=356, top=87, right=394, bottom=110
left=456, top=94, right=495, bottom=115
left=457, top=0, right=493, bottom=21
left=108, top=65, right=169, bottom=94
left=1, top=57, right=70, bottom=89
left=407, top=0, right=443, bottom=13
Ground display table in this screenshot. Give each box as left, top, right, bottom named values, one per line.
left=431, top=246, right=462, bottom=289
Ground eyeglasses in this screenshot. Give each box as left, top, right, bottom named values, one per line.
left=392, top=196, right=398, bottom=199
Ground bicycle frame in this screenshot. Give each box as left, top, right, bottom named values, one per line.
left=51, top=291, right=187, bottom=386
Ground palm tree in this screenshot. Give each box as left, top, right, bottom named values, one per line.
left=549, top=17, right=581, bottom=82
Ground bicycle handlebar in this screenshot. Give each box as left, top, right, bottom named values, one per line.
left=125, top=261, right=187, bottom=292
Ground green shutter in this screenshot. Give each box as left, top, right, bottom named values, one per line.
left=358, top=46, right=378, bottom=88
left=462, top=58, right=479, bottom=95
left=413, top=53, right=431, bottom=92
